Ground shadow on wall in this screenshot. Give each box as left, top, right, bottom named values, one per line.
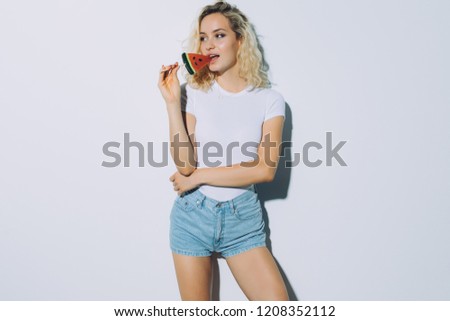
left=258, top=103, right=298, bottom=301
left=211, top=103, right=298, bottom=301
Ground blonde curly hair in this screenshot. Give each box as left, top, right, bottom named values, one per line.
left=184, top=1, right=270, bottom=90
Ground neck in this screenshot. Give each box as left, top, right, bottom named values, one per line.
left=215, top=64, right=247, bottom=93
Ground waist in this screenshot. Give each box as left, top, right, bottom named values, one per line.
left=183, top=184, right=256, bottom=202
left=183, top=185, right=258, bottom=211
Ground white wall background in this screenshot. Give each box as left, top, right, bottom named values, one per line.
left=1, top=0, right=449, bottom=300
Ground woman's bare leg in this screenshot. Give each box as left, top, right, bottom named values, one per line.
left=172, top=253, right=212, bottom=300
left=225, top=247, right=289, bottom=300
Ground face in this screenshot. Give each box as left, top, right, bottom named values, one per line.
left=199, top=13, right=241, bottom=75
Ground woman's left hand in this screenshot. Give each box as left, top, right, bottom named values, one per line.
left=169, top=171, right=199, bottom=195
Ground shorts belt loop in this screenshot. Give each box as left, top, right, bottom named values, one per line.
left=230, top=199, right=236, bottom=214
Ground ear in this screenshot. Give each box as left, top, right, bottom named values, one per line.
left=237, top=36, right=243, bottom=48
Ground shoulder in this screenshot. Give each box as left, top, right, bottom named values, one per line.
left=185, top=82, right=196, bottom=91
left=183, top=82, right=195, bottom=95
left=258, top=87, right=285, bottom=121
left=249, top=86, right=285, bottom=104
left=182, top=82, right=199, bottom=95
left=267, top=88, right=284, bottom=100
left=181, top=82, right=201, bottom=100
left=256, top=87, right=285, bottom=111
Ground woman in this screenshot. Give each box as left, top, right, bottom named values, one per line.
left=158, top=1, right=288, bottom=301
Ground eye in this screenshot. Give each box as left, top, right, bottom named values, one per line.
left=216, top=33, right=225, bottom=39
left=199, top=36, right=207, bottom=42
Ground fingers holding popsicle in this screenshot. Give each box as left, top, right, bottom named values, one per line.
left=157, top=53, right=213, bottom=105
left=158, top=62, right=181, bottom=105
left=160, top=62, right=179, bottom=79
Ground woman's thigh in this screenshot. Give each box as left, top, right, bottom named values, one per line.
left=172, top=253, right=212, bottom=301
left=225, top=247, right=289, bottom=301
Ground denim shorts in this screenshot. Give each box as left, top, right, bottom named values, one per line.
left=169, top=186, right=266, bottom=258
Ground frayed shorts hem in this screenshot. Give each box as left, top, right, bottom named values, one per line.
left=170, top=242, right=267, bottom=258
left=221, top=242, right=267, bottom=258
left=170, top=248, right=212, bottom=257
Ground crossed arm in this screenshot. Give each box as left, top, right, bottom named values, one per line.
left=169, top=113, right=284, bottom=195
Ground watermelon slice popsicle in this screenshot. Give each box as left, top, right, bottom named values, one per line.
left=181, top=52, right=212, bottom=75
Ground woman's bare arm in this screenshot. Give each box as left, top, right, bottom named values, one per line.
left=170, top=116, right=284, bottom=194
left=158, top=63, right=196, bottom=176
left=166, top=106, right=196, bottom=176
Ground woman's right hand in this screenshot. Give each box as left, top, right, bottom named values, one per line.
left=158, top=62, right=181, bottom=106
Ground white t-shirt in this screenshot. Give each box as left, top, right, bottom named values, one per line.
left=181, top=81, right=285, bottom=201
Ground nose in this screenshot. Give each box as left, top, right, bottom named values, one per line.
left=205, top=38, right=215, bottom=51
